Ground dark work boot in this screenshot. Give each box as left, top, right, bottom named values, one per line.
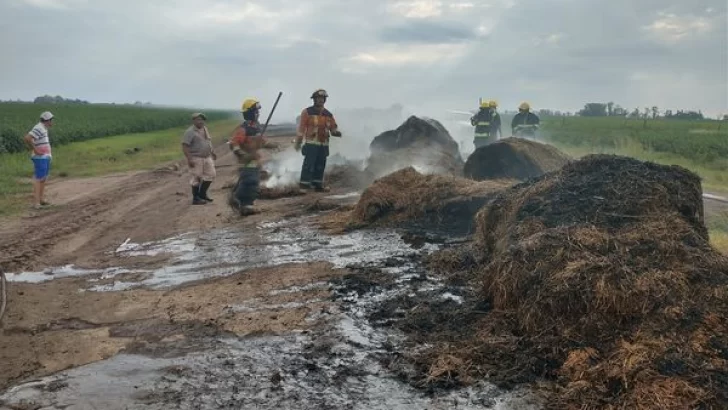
left=199, top=181, right=213, bottom=202
left=192, top=186, right=207, bottom=205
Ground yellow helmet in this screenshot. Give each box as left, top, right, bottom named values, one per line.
left=480, top=100, right=489, bottom=108
left=241, top=98, right=261, bottom=112
left=519, top=102, right=530, bottom=111
left=489, top=100, right=497, bottom=108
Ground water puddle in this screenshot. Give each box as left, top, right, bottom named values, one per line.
left=6, top=216, right=439, bottom=292
left=5, top=265, right=135, bottom=284
left=325, top=191, right=361, bottom=200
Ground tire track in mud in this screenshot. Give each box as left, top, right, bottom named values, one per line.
left=0, top=170, right=175, bottom=273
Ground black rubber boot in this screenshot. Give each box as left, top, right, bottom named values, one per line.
left=199, top=181, right=213, bottom=202
left=192, top=186, right=207, bottom=205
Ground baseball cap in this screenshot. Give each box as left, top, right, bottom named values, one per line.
left=191, top=112, right=207, bottom=120
left=40, top=111, right=54, bottom=121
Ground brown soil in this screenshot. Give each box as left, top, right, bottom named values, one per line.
left=0, top=262, right=340, bottom=390
left=0, top=133, right=362, bottom=391
left=463, top=137, right=571, bottom=181
left=407, top=154, right=728, bottom=409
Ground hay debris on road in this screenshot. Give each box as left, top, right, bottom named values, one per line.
left=345, top=167, right=516, bottom=234
left=405, top=154, right=728, bottom=409
left=463, top=137, right=571, bottom=181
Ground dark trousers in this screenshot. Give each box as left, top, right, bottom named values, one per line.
left=233, top=167, right=260, bottom=206
left=300, top=144, right=329, bottom=189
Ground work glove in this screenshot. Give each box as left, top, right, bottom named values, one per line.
left=330, top=130, right=342, bottom=137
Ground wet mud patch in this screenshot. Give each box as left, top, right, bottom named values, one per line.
left=7, top=216, right=431, bottom=292
left=110, top=319, right=237, bottom=358
left=1, top=231, right=542, bottom=409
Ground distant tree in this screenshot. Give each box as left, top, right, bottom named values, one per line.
left=607, top=101, right=614, bottom=116
left=631, top=108, right=640, bottom=118
left=612, top=105, right=627, bottom=116
left=651, top=106, right=659, bottom=119
left=579, top=103, right=608, bottom=116
left=32, top=94, right=89, bottom=104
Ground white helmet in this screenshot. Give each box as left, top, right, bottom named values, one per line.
left=40, top=111, right=54, bottom=121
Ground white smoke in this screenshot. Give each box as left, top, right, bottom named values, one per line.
left=262, top=147, right=302, bottom=188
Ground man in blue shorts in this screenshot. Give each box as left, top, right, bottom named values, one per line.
left=23, top=111, right=55, bottom=209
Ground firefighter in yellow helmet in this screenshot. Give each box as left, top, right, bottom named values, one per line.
left=489, top=100, right=503, bottom=140
left=470, top=99, right=497, bottom=149
left=511, top=101, right=540, bottom=139
left=228, top=98, right=266, bottom=215
left=294, top=89, right=342, bottom=192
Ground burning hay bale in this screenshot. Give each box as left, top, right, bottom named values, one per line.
left=346, top=167, right=516, bottom=234
left=463, top=137, right=570, bottom=181
left=409, top=154, right=728, bottom=409
left=365, top=116, right=464, bottom=179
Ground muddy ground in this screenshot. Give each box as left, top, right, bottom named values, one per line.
left=1, top=134, right=726, bottom=409
left=0, top=135, right=543, bottom=409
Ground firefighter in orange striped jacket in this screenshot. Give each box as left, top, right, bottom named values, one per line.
left=294, top=89, right=342, bottom=192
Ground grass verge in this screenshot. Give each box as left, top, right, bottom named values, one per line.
left=550, top=138, right=727, bottom=193
left=0, top=119, right=239, bottom=216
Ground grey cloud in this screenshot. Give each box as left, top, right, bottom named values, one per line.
left=378, top=21, right=477, bottom=44
left=0, top=0, right=725, bottom=120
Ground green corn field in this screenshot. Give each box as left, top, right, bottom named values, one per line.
left=0, top=102, right=233, bottom=154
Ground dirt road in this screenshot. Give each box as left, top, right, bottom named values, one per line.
left=0, top=134, right=725, bottom=409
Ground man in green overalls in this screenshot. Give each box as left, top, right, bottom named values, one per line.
left=511, top=101, right=540, bottom=139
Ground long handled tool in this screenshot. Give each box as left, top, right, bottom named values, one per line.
left=260, top=91, right=283, bottom=138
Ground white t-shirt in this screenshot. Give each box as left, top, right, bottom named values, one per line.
left=29, top=122, right=51, bottom=158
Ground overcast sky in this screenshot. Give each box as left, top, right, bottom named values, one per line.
left=1, top=0, right=726, bottom=121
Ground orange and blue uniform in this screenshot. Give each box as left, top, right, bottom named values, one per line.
left=230, top=110, right=265, bottom=208
left=296, top=102, right=340, bottom=190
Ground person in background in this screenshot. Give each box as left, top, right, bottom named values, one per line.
left=182, top=113, right=216, bottom=205
left=23, top=111, right=55, bottom=209
left=294, top=89, right=342, bottom=192
left=511, top=102, right=540, bottom=138
left=488, top=100, right=502, bottom=141
left=470, top=100, right=494, bottom=149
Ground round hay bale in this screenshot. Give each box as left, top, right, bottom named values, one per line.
left=476, top=154, right=707, bottom=255
left=463, top=137, right=571, bottom=181
left=433, top=154, right=728, bottom=408
left=365, top=116, right=464, bottom=179
left=349, top=167, right=515, bottom=234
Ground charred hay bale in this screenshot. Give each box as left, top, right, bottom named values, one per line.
left=463, top=137, right=570, bottom=181
left=476, top=154, right=706, bottom=256
left=365, top=116, right=464, bottom=179
left=349, top=167, right=515, bottom=234
left=458, top=154, right=728, bottom=408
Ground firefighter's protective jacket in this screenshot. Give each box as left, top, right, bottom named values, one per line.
left=470, top=108, right=494, bottom=139
left=230, top=120, right=265, bottom=168
left=511, top=111, right=540, bottom=134
left=296, top=106, right=339, bottom=146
